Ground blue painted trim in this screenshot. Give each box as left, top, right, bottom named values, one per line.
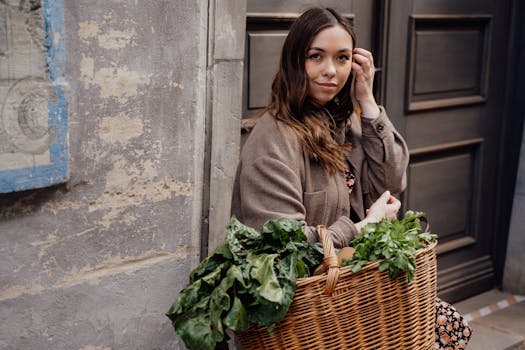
left=0, top=0, right=68, bottom=193
left=45, top=0, right=69, bottom=183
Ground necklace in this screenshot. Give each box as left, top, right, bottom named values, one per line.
left=322, top=107, right=338, bottom=131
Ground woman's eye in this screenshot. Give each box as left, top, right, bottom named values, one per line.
left=308, top=53, right=321, bottom=60
left=338, top=55, right=350, bottom=62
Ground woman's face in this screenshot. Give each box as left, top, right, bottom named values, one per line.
left=305, top=24, right=353, bottom=106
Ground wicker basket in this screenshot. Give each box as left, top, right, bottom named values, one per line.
left=236, top=225, right=438, bottom=350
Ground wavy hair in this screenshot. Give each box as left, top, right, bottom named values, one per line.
left=267, top=7, right=357, bottom=174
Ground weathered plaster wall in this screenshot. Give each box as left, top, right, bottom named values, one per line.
left=0, top=1, right=208, bottom=349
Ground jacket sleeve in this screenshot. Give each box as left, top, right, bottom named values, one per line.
left=360, top=106, right=409, bottom=205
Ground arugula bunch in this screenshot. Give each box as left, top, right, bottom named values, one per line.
left=342, top=211, right=437, bottom=282
left=166, top=217, right=323, bottom=350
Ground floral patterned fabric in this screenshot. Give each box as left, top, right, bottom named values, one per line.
left=435, top=298, right=472, bottom=349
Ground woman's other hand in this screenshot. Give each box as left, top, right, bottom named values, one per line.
left=366, top=190, right=401, bottom=221
left=355, top=191, right=401, bottom=232
left=352, top=48, right=380, bottom=118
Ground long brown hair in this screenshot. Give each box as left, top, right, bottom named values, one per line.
left=267, top=7, right=357, bottom=174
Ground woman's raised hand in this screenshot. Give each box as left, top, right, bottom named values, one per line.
left=352, top=48, right=380, bottom=118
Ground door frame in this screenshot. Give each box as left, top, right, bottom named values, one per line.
left=201, top=0, right=247, bottom=256
left=494, top=0, right=525, bottom=288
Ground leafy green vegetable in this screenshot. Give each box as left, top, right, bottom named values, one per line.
left=342, top=211, right=437, bottom=282
left=166, top=217, right=323, bottom=350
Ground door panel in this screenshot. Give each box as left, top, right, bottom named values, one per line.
left=408, top=154, right=473, bottom=239
left=406, top=111, right=482, bottom=149
left=387, top=0, right=511, bottom=301
left=247, top=32, right=287, bottom=109
left=407, top=15, right=491, bottom=111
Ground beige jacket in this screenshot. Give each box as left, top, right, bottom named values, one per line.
left=231, top=107, right=409, bottom=248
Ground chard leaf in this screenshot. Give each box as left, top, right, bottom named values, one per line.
left=189, top=258, right=220, bottom=284
left=166, top=279, right=203, bottom=317
left=223, top=296, right=249, bottom=331
left=227, top=264, right=248, bottom=289
left=226, top=217, right=262, bottom=263
left=248, top=254, right=297, bottom=326
left=201, top=263, right=227, bottom=287
left=213, top=242, right=234, bottom=260
left=190, top=243, right=233, bottom=283
left=247, top=253, right=283, bottom=303
left=209, top=286, right=229, bottom=342
left=171, top=296, right=215, bottom=350
left=262, top=218, right=305, bottom=247
left=301, top=242, right=324, bottom=276
left=210, top=265, right=241, bottom=342
left=173, top=314, right=215, bottom=350
left=295, top=259, right=307, bottom=278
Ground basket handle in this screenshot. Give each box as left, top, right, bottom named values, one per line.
left=317, top=225, right=340, bottom=296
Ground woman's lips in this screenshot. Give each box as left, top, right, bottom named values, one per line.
left=316, top=82, right=337, bottom=89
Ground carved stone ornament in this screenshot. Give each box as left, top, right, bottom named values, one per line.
left=0, top=77, right=56, bottom=155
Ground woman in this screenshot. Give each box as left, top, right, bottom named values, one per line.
left=232, top=7, right=406, bottom=246
left=232, top=6, right=470, bottom=349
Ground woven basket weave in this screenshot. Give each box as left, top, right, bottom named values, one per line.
left=236, top=225, right=438, bottom=350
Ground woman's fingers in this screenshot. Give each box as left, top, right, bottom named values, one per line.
left=366, top=191, right=401, bottom=221
left=353, top=48, right=374, bottom=62
left=352, top=48, right=375, bottom=74
left=352, top=58, right=374, bottom=77
left=379, top=190, right=391, bottom=201
left=386, top=196, right=401, bottom=220
left=387, top=194, right=400, bottom=206
left=352, top=53, right=374, bottom=70
left=352, top=47, right=376, bottom=103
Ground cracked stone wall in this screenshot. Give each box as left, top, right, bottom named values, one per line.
left=0, top=1, right=208, bottom=349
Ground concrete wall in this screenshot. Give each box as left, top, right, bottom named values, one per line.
left=0, top=1, right=209, bottom=349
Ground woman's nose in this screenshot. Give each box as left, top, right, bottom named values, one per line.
left=323, top=59, right=336, bottom=77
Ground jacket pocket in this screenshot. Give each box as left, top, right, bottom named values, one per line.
left=303, top=190, right=327, bottom=227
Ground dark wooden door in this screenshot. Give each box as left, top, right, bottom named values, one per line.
left=243, top=0, right=514, bottom=302
left=385, top=0, right=513, bottom=301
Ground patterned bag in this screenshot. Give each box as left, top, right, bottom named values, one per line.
left=434, top=298, right=472, bottom=349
